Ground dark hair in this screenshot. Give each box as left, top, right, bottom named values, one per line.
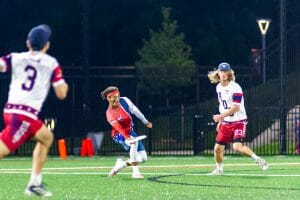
left=100, top=86, right=119, bottom=100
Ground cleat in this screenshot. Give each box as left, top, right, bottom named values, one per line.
left=256, top=158, right=269, bottom=171
left=108, top=159, right=126, bottom=177
left=25, top=183, right=52, bottom=197
left=208, top=168, right=224, bottom=175
left=132, top=173, right=144, bottom=179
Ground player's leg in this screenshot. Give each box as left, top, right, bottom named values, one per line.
left=25, top=124, right=53, bottom=197
left=209, top=123, right=231, bottom=175
left=136, top=139, right=147, bottom=163
left=109, top=132, right=146, bottom=178
left=0, top=140, right=10, bottom=159
left=232, top=142, right=253, bottom=156
left=209, top=143, right=225, bottom=175
left=108, top=134, right=128, bottom=177
left=128, top=132, right=146, bottom=178
left=108, top=141, right=142, bottom=178
left=0, top=114, right=14, bottom=159
left=130, top=143, right=144, bottom=178
left=233, top=142, right=268, bottom=170
left=31, top=124, right=53, bottom=183
left=232, top=122, right=268, bottom=171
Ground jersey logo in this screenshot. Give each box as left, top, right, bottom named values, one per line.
left=12, top=121, right=30, bottom=143
left=117, top=115, right=123, bottom=121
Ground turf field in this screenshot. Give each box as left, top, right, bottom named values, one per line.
left=0, top=155, right=300, bottom=199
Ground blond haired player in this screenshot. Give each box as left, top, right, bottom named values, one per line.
left=207, top=62, right=268, bottom=175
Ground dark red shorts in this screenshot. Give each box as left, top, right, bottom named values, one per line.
left=0, top=113, right=43, bottom=152
left=216, top=121, right=247, bottom=145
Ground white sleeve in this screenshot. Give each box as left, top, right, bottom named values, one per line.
left=234, top=82, right=243, bottom=94
left=122, top=97, right=149, bottom=125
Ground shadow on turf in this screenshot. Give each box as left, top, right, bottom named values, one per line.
left=147, top=174, right=300, bottom=191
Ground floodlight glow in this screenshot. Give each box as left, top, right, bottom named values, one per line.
left=257, top=19, right=271, bottom=35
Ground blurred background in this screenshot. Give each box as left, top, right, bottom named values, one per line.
left=0, top=0, right=300, bottom=156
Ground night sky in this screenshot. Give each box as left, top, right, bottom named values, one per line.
left=0, top=0, right=299, bottom=66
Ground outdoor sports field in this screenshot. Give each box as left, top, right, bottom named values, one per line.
left=0, top=156, right=300, bottom=200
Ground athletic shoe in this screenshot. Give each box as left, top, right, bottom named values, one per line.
left=132, top=173, right=144, bottom=179
left=24, top=183, right=53, bottom=197
left=208, top=168, right=224, bottom=175
left=256, top=158, right=269, bottom=171
left=108, top=159, right=126, bottom=177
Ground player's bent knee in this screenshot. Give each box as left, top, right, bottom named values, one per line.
left=34, top=126, right=54, bottom=148
left=232, top=143, right=243, bottom=152
left=46, top=133, right=54, bottom=147
left=214, top=147, right=223, bottom=154
left=232, top=145, right=243, bottom=153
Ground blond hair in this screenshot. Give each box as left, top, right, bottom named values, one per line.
left=207, top=69, right=235, bottom=84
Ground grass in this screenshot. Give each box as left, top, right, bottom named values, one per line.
left=0, top=155, right=300, bottom=199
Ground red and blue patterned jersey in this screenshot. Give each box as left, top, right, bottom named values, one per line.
left=106, top=97, right=149, bottom=139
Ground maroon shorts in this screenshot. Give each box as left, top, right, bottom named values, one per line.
left=216, top=121, right=247, bottom=145
left=0, top=113, right=43, bottom=152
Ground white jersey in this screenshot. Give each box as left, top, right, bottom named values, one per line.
left=0, top=51, right=65, bottom=119
left=216, top=81, right=247, bottom=122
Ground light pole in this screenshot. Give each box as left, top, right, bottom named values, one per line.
left=257, top=18, right=271, bottom=84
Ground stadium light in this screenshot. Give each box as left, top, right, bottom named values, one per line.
left=257, top=18, right=271, bottom=84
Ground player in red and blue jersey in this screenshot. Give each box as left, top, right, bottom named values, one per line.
left=207, top=62, right=268, bottom=175
left=0, top=24, right=68, bottom=196
left=101, top=86, right=152, bottom=178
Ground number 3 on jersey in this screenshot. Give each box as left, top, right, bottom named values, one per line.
left=22, top=65, right=37, bottom=91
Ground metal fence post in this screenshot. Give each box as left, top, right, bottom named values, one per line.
left=148, top=105, right=153, bottom=155
left=193, top=115, right=205, bottom=155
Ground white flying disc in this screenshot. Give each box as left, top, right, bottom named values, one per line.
left=132, top=135, right=147, bottom=142
left=126, top=135, right=147, bottom=144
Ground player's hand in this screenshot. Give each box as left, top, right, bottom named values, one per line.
left=213, top=114, right=224, bottom=123
left=146, top=122, right=152, bottom=128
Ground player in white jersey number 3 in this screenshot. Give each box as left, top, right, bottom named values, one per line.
left=0, top=24, right=69, bottom=197
left=207, top=62, right=268, bottom=175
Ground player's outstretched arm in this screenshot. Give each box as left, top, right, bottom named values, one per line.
left=123, top=97, right=150, bottom=124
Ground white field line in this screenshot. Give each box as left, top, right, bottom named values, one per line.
left=0, top=171, right=300, bottom=177
left=0, top=162, right=300, bottom=172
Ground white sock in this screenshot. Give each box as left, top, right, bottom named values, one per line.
left=251, top=153, right=260, bottom=161
left=132, top=166, right=140, bottom=174
left=129, top=143, right=138, bottom=162
left=216, top=163, right=223, bottom=171
left=29, top=173, right=42, bottom=186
